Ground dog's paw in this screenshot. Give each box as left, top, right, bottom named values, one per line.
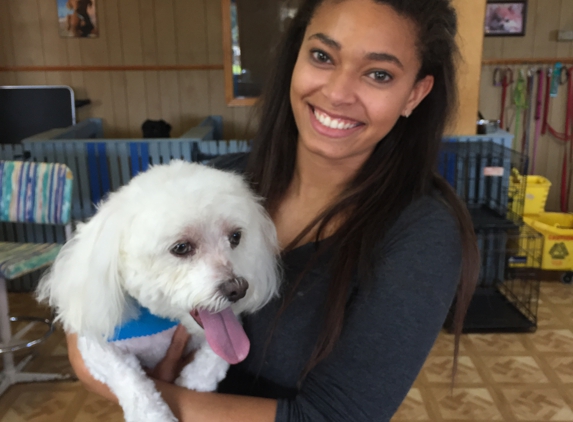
left=175, top=374, right=219, bottom=392
left=174, top=347, right=229, bottom=392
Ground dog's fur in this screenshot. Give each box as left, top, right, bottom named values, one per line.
left=36, top=161, right=281, bottom=422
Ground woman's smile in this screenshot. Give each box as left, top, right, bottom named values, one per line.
left=308, top=104, right=365, bottom=138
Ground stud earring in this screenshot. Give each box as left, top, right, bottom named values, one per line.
left=402, top=110, right=411, bottom=118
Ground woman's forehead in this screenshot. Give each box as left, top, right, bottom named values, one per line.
left=305, top=0, right=420, bottom=65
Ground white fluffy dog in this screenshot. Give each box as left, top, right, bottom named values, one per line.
left=36, top=160, right=281, bottom=422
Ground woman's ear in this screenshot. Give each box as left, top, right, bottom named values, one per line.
left=403, top=75, right=434, bottom=117
left=36, top=198, right=132, bottom=340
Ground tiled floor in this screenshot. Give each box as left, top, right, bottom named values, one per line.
left=1, top=282, right=573, bottom=421
left=393, top=282, right=573, bottom=422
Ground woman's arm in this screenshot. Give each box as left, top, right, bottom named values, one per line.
left=155, top=381, right=277, bottom=422
left=65, top=333, right=277, bottom=422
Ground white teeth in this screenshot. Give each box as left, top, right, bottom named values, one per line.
left=314, top=108, right=359, bottom=130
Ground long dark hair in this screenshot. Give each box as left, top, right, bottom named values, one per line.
left=245, top=0, right=479, bottom=384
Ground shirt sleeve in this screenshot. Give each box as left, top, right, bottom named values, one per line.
left=275, top=196, right=463, bottom=422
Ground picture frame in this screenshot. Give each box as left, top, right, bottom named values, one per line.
left=484, top=1, right=527, bottom=37
left=57, top=0, right=99, bottom=38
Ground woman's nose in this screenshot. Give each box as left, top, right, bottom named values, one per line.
left=321, top=69, right=357, bottom=106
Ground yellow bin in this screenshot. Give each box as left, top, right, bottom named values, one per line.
left=523, top=213, right=573, bottom=280
left=510, top=171, right=552, bottom=215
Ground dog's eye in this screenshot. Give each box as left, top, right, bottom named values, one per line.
left=170, top=242, right=195, bottom=257
left=229, top=231, right=241, bottom=248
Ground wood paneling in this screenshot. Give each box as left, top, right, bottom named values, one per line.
left=450, top=0, right=487, bottom=135
left=0, top=0, right=249, bottom=140
left=481, top=0, right=573, bottom=211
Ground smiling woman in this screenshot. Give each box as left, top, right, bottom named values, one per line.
left=290, top=1, right=434, bottom=163
left=66, top=1, right=480, bottom=421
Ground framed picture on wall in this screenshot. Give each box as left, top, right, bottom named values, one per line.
left=57, top=0, right=99, bottom=38
left=484, top=1, right=527, bottom=36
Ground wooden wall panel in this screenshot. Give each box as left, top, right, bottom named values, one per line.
left=44, top=71, right=72, bottom=87
left=118, top=0, right=144, bottom=66
left=155, top=0, right=178, bottom=65
left=15, top=71, right=47, bottom=86
left=206, top=0, right=224, bottom=65
left=449, top=0, right=487, bottom=135
left=83, top=71, right=115, bottom=135
left=145, top=71, right=162, bottom=121
left=0, top=0, right=251, bottom=141
left=104, top=1, right=123, bottom=66
left=208, top=69, right=234, bottom=139
left=481, top=0, right=573, bottom=211
left=10, top=0, right=44, bottom=67
left=37, top=0, right=68, bottom=66
left=0, top=1, right=15, bottom=67
left=140, top=0, right=159, bottom=66
left=175, top=0, right=208, bottom=65
left=533, top=0, right=559, bottom=58
left=109, top=72, right=131, bottom=138
left=179, top=70, right=211, bottom=132
left=0, top=72, right=17, bottom=86
left=159, top=71, right=183, bottom=137
left=124, top=71, right=148, bottom=138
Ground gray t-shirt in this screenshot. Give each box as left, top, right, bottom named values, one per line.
left=211, top=153, right=462, bottom=421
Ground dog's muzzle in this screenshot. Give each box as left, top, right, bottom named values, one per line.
left=218, top=277, right=248, bottom=303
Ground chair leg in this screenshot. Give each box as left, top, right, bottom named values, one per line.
left=0, top=278, right=72, bottom=397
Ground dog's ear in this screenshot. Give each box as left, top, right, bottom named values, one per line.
left=236, top=199, right=282, bottom=312
left=36, top=197, right=132, bottom=340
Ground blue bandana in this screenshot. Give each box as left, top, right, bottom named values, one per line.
left=110, top=305, right=179, bottom=342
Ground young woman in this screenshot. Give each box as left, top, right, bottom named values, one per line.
left=66, top=0, right=479, bottom=420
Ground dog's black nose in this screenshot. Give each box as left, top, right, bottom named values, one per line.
left=219, top=277, right=249, bottom=303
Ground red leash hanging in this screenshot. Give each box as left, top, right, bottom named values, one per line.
left=541, top=69, right=551, bottom=135
left=540, top=65, right=572, bottom=212
left=531, top=68, right=544, bottom=174
left=495, top=67, right=513, bottom=130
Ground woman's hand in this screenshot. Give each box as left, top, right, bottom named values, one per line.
left=65, top=332, right=119, bottom=403
left=146, top=324, right=196, bottom=383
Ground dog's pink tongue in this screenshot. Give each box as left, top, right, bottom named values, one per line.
left=197, top=308, right=250, bottom=364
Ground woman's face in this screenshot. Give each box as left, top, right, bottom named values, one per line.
left=290, top=0, right=434, bottom=164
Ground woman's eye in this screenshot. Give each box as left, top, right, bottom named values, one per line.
left=311, top=50, right=331, bottom=64
left=170, top=242, right=195, bottom=257
left=368, top=70, right=392, bottom=83
left=229, top=231, right=242, bottom=248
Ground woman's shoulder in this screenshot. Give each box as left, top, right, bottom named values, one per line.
left=400, top=192, right=457, bottom=227
left=379, top=192, right=461, bottom=254
left=206, top=152, right=250, bottom=174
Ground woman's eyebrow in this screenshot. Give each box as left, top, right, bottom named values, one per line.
left=308, top=33, right=404, bottom=69
left=365, top=52, right=403, bottom=70
left=308, top=33, right=341, bottom=50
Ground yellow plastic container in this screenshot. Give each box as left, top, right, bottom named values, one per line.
left=510, top=170, right=552, bottom=215
left=523, top=213, right=573, bottom=271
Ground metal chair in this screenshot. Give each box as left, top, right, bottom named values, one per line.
left=0, top=160, right=74, bottom=396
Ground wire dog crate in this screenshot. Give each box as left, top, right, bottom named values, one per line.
left=438, top=141, right=528, bottom=230
left=444, top=222, right=543, bottom=333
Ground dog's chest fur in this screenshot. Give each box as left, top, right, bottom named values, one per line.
left=111, top=326, right=201, bottom=370
left=112, top=327, right=178, bottom=369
